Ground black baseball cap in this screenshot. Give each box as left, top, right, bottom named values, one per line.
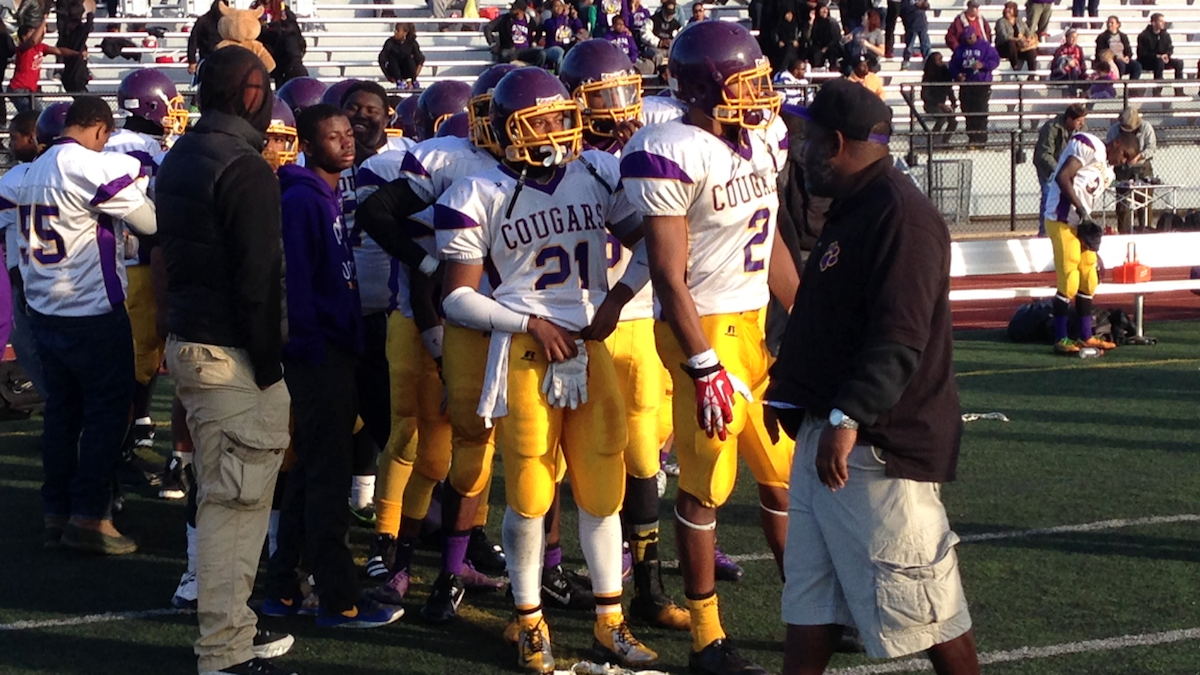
left=788, top=78, right=892, bottom=143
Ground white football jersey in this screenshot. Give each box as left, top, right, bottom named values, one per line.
left=1045, top=132, right=1112, bottom=226
left=18, top=140, right=149, bottom=317
left=437, top=151, right=636, bottom=332
left=400, top=135, right=500, bottom=206
left=386, top=206, right=438, bottom=319
left=340, top=141, right=412, bottom=315
left=0, top=164, right=30, bottom=271
left=640, top=96, right=688, bottom=127
left=622, top=119, right=785, bottom=318
left=105, top=128, right=164, bottom=267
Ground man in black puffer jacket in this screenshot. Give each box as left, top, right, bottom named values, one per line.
left=155, top=45, right=296, bottom=675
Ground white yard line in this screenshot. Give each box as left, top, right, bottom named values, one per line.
left=0, top=608, right=188, bottom=631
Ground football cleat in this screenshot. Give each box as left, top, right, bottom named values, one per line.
left=420, top=572, right=465, bottom=623
left=199, top=657, right=298, bottom=675
left=541, top=564, right=595, bottom=610
left=1054, top=337, right=1082, bottom=355
left=349, top=501, right=377, bottom=527
left=365, top=534, right=396, bottom=580
left=630, top=591, right=691, bottom=631
left=172, top=570, right=198, bottom=609
left=688, top=638, right=770, bottom=675
left=503, top=615, right=521, bottom=644
left=371, top=568, right=410, bottom=606
left=593, top=616, right=658, bottom=668
left=460, top=560, right=506, bottom=592
left=466, top=526, right=507, bottom=576
left=714, top=545, right=744, bottom=582
left=158, top=456, right=191, bottom=500
left=516, top=618, right=555, bottom=674
left=1080, top=336, right=1117, bottom=350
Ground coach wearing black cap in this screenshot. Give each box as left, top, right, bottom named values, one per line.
left=767, top=80, right=980, bottom=675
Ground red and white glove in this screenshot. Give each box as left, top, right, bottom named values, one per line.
left=683, top=349, right=753, bottom=441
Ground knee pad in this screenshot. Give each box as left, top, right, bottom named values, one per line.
left=401, top=472, right=438, bottom=520
left=448, top=441, right=494, bottom=498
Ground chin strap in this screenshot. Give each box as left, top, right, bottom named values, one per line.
left=502, top=164, right=529, bottom=220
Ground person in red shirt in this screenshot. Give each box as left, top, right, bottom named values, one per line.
left=10, top=22, right=83, bottom=114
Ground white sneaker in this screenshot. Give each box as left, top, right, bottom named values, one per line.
left=171, top=571, right=197, bottom=609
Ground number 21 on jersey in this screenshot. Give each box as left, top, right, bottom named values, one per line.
left=18, top=204, right=65, bottom=265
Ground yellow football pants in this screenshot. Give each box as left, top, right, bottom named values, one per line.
left=443, top=325, right=497, bottom=499
left=1047, top=219, right=1098, bottom=300
left=125, top=264, right=164, bottom=385
left=604, top=318, right=663, bottom=480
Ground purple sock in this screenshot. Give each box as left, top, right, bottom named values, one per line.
left=1079, top=314, right=1093, bottom=340
left=442, top=532, right=470, bottom=576
left=544, top=544, right=562, bottom=569
left=1053, top=314, right=1069, bottom=341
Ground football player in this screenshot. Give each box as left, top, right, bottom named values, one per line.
left=108, top=69, right=189, bottom=492
left=1044, top=131, right=1135, bottom=355
left=436, top=66, right=655, bottom=673
left=620, top=21, right=798, bottom=675
left=19, top=96, right=156, bottom=555
left=558, top=38, right=690, bottom=632
left=263, top=100, right=299, bottom=171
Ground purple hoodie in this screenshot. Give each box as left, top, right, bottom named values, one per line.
left=606, top=30, right=639, bottom=62
left=278, top=163, right=364, bottom=365
left=949, top=28, right=1000, bottom=82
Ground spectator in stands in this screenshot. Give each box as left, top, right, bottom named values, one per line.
left=1070, top=0, right=1097, bottom=21
left=542, top=1, right=585, bottom=64
left=1137, top=14, right=1184, bottom=91
left=55, top=0, right=91, bottom=92
left=1088, top=53, right=1116, bottom=98
left=187, top=0, right=229, bottom=77
left=945, top=0, right=990, bottom=52
left=899, top=0, right=930, bottom=66
left=883, top=0, right=899, bottom=59
left=627, top=0, right=653, bottom=56
left=604, top=14, right=638, bottom=62
left=489, top=0, right=546, bottom=66
left=688, top=1, right=705, bottom=24
left=0, top=25, right=13, bottom=127
left=1097, top=16, right=1140, bottom=79
left=949, top=26, right=999, bottom=146
left=260, top=1, right=308, bottom=88
left=647, top=0, right=680, bottom=71
left=846, top=51, right=885, bottom=98
left=1106, top=105, right=1156, bottom=233
left=995, top=1, right=1037, bottom=76
left=430, top=0, right=466, bottom=22
left=807, top=0, right=841, bottom=69
left=593, top=0, right=628, bottom=36
left=1034, top=103, right=1086, bottom=236
left=1050, top=29, right=1086, bottom=95
left=1025, top=0, right=1052, bottom=40
left=378, top=23, right=425, bottom=88
left=850, top=9, right=885, bottom=67
left=771, top=9, right=801, bottom=72
left=922, top=51, right=957, bottom=145
left=576, top=0, right=598, bottom=35
left=839, top=0, right=869, bottom=33
left=11, top=21, right=82, bottom=115
left=774, top=57, right=811, bottom=105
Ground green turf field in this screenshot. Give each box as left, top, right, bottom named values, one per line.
left=2, top=324, right=1199, bottom=675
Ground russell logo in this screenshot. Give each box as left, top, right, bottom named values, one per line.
left=820, top=241, right=840, bottom=272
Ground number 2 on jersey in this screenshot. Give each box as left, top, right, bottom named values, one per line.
left=535, top=242, right=590, bottom=290
left=743, top=208, right=770, bottom=272
left=18, top=204, right=65, bottom=265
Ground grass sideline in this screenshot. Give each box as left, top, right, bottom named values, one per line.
left=1, top=323, right=1200, bottom=675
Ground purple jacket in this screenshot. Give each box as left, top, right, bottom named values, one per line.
left=949, top=39, right=1000, bottom=82
left=543, top=15, right=583, bottom=47
left=606, top=30, right=639, bottom=62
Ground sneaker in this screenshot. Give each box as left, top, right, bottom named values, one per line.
left=466, top=527, right=506, bottom=575
left=714, top=545, right=744, bottom=583
left=460, top=560, right=506, bottom=592
left=61, top=522, right=137, bottom=555
left=662, top=461, right=680, bottom=477
left=371, top=568, right=409, bottom=606
left=420, top=572, right=465, bottom=623
left=541, top=564, right=595, bottom=610
left=251, top=630, right=294, bottom=659
left=630, top=591, right=691, bottom=631
left=316, top=597, right=403, bottom=628
left=656, top=469, right=667, bottom=498
left=261, top=595, right=312, bottom=618
left=516, top=618, right=555, bottom=674
left=349, top=502, right=376, bottom=527
left=1080, top=336, right=1117, bottom=350
left=172, top=571, right=198, bottom=609
left=593, top=617, right=658, bottom=668
left=1054, top=337, right=1081, bottom=355
left=131, top=422, right=155, bottom=449
left=688, top=638, right=769, bottom=675
left=365, top=534, right=395, bottom=580
left=158, top=456, right=191, bottom=500
left=200, top=657, right=298, bottom=675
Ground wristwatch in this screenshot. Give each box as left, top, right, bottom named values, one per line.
left=829, top=408, right=859, bottom=431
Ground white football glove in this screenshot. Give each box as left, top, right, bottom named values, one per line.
left=540, top=339, right=589, bottom=409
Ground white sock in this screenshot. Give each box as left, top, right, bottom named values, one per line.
left=185, top=523, right=198, bottom=575
left=578, top=510, right=623, bottom=598
left=172, top=450, right=193, bottom=467
left=268, top=510, right=280, bottom=558
left=135, top=416, right=152, bottom=426
left=350, top=475, right=376, bottom=510
left=502, top=507, right=545, bottom=608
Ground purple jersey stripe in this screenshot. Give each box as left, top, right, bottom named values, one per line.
left=0, top=197, right=15, bottom=210
left=90, top=175, right=136, bottom=207
left=388, top=257, right=401, bottom=313
left=95, top=216, right=126, bottom=308
left=400, top=151, right=431, bottom=178
left=620, top=151, right=693, bottom=183
left=434, top=203, right=480, bottom=231
left=357, top=167, right=389, bottom=189
left=1073, top=134, right=1095, bottom=150
left=126, top=150, right=158, bottom=179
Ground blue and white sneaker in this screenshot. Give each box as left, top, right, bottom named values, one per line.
left=316, top=596, right=403, bottom=628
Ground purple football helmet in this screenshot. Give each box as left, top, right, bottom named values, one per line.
left=668, top=21, right=781, bottom=129
left=118, top=69, right=189, bottom=136
left=321, top=79, right=363, bottom=108
left=489, top=67, right=582, bottom=167
left=415, top=80, right=471, bottom=141
left=559, top=39, right=643, bottom=138
left=277, top=76, right=328, bottom=118
left=469, top=63, right=519, bottom=153
left=435, top=111, right=470, bottom=139
left=390, top=95, right=420, bottom=139
left=36, top=102, right=72, bottom=146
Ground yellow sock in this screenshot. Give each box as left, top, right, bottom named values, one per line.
left=687, top=594, right=726, bottom=652
left=473, top=479, right=492, bottom=528
left=374, top=456, right=413, bottom=536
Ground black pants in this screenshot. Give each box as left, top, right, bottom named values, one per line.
left=1002, top=42, right=1038, bottom=74
left=960, top=83, right=990, bottom=145
left=884, top=0, right=900, bottom=55
left=924, top=101, right=957, bottom=142
left=355, top=312, right=389, bottom=471
left=266, top=345, right=359, bottom=613
left=497, top=47, right=546, bottom=67
left=1140, top=57, right=1184, bottom=81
